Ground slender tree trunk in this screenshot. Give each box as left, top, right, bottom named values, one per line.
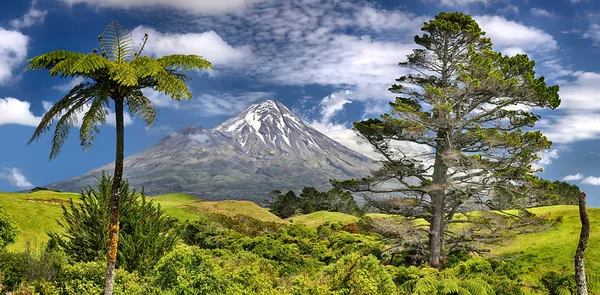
left=103, top=98, right=125, bottom=295
left=429, top=194, right=445, bottom=268
left=575, top=192, right=590, bottom=295
left=429, top=137, right=449, bottom=268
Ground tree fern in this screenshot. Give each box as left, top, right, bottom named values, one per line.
left=26, top=21, right=213, bottom=295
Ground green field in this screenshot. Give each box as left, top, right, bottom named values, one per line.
left=1, top=190, right=598, bottom=289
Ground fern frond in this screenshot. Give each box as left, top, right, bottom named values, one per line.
left=27, top=50, right=84, bottom=71
left=80, top=97, right=109, bottom=150
left=156, top=54, right=214, bottom=71
left=126, top=90, right=156, bottom=126
left=50, top=97, right=90, bottom=159
left=587, top=273, right=600, bottom=292
left=100, top=21, right=135, bottom=62
left=109, top=62, right=138, bottom=86
left=27, top=82, right=90, bottom=146
left=438, top=279, right=462, bottom=295
left=413, top=277, right=438, bottom=294
left=131, top=56, right=164, bottom=79
left=154, top=71, right=191, bottom=100
left=70, top=54, right=111, bottom=75
left=459, top=280, right=489, bottom=295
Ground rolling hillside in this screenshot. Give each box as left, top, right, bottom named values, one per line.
left=1, top=190, right=598, bottom=290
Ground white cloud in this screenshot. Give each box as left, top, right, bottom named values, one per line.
left=53, top=77, right=85, bottom=92
left=474, top=15, right=557, bottom=55
left=563, top=173, right=584, bottom=181
left=320, top=90, right=353, bottom=122
left=0, top=167, right=33, bottom=189
left=536, top=72, right=600, bottom=143
left=10, top=1, right=47, bottom=29
left=438, top=0, right=488, bottom=6
left=0, top=28, right=29, bottom=85
left=581, top=23, right=600, bottom=45
left=582, top=176, right=600, bottom=186
left=0, top=97, right=42, bottom=127
left=195, top=92, right=275, bottom=116
left=533, top=149, right=559, bottom=170
left=309, top=91, right=431, bottom=160
left=142, top=89, right=180, bottom=109
left=131, top=26, right=250, bottom=65
left=61, top=0, right=257, bottom=14
left=531, top=8, right=556, bottom=18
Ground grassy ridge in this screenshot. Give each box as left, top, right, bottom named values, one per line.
left=0, top=191, right=285, bottom=250
left=1, top=191, right=598, bottom=288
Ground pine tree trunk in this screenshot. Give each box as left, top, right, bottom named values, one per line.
left=429, top=137, right=448, bottom=269
left=575, top=192, right=589, bottom=295
left=103, top=98, right=125, bottom=295
left=429, top=195, right=445, bottom=268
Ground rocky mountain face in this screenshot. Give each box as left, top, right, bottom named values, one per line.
left=47, top=100, right=375, bottom=204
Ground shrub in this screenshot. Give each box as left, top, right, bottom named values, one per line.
left=152, top=245, right=280, bottom=294
left=48, top=173, right=180, bottom=274
left=0, top=208, right=18, bottom=251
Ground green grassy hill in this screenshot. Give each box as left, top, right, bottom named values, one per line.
left=489, top=205, right=600, bottom=285
left=1, top=190, right=598, bottom=290
left=0, top=191, right=284, bottom=250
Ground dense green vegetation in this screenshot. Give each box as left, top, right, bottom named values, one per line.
left=0, top=185, right=598, bottom=294
left=269, top=187, right=361, bottom=219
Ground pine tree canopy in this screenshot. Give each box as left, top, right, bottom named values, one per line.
left=26, top=21, right=213, bottom=159
left=331, top=12, right=561, bottom=267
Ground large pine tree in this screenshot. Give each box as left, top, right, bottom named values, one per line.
left=333, top=12, right=560, bottom=268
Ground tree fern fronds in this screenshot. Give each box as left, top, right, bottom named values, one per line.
left=109, top=62, right=138, bottom=86
left=50, top=97, right=91, bottom=159
left=26, top=50, right=84, bottom=71
left=126, top=91, right=156, bottom=126
left=156, top=54, right=214, bottom=71
left=80, top=97, right=109, bottom=150
left=27, top=82, right=91, bottom=145
left=154, top=70, right=191, bottom=100
left=100, top=21, right=135, bottom=62
left=131, top=56, right=164, bottom=79
left=71, top=53, right=111, bottom=75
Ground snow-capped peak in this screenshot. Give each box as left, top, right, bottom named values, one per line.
left=213, top=100, right=323, bottom=157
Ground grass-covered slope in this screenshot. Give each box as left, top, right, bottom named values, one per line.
left=0, top=191, right=284, bottom=250
left=2, top=190, right=598, bottom=285
left=287, top=211, right=360, bottom=226
left=489, top=205, right=600, bottom=281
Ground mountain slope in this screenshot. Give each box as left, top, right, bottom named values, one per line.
left=47, top=100, right=374, bottom=203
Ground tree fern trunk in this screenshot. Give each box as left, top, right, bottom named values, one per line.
left=104, top=98, right=125, bottom=295
left=575, top=192, right=589, bottom=295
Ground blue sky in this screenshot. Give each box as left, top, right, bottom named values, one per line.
left=1, top=0, right=600, bottom=205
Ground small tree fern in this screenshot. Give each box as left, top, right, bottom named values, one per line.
left=26, top=21, right=213, bottom=295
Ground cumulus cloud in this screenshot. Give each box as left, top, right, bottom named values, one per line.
left=582, top=176, right=600, bottom=186
left=536, top=72, right=600, bottom=143
left=0, top=28, right=29, bottom=85
left=533, top=149, right=559, bottom=170
left=10, top=1, right=47, bottom=29
left=60, top=0, right=257, bottom=14
left=142, top=89, right=180, bottom=109
left=0, top=97, right=42, bottom=127
left=563, top=173, right=584, bottom=181
left=0, top=167, right=33, bottom=189
left=131, top=26, right=250, bottom=65
left=474, top=15, right=557, bottom=56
